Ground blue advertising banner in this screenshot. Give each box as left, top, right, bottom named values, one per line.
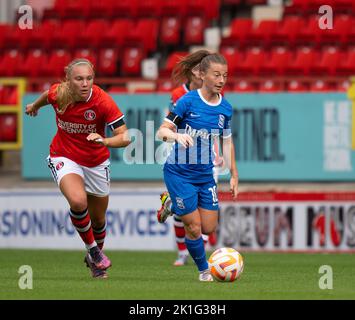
left=22, top=92, right=355, bottom=181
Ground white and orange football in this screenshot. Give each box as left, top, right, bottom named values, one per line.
left=208, top=247, right=244, bottom=282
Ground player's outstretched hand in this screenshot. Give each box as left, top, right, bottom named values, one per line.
left=25, top=103, right=38, bottom=117
left=230, top=176, right=238, bottom=200
left=86, top=133, right=106, bottom=145
left=176, top=133, right=194, bottom=148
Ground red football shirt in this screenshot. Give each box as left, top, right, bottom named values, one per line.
left=47, top=83, right=124, bottom=167
left=171, top=84, right=189, bottom=106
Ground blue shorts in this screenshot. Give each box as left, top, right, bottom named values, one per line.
left=164, top=170, right=219, bottom=216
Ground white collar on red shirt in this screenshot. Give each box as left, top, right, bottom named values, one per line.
left=86, top=88, right=93, bottom=102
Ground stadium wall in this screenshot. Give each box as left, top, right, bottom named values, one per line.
left=22, top=92, right=355, bottom=181
left=0, top=189, right=354, bottom=252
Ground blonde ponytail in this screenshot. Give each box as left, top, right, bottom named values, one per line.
left=55, top=81, right=74, bottom=114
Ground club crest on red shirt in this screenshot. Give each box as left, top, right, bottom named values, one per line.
left=84, top=109, right=96, bottom=121
left=56, top=161, right=64, bottom=170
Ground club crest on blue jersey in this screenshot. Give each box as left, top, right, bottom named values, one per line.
left=218, top=114, right=225, bottom=128
left=176, top=197, right=185, bottom=209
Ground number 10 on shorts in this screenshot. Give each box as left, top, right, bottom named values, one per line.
left=209, top=186, right=218, bottom=205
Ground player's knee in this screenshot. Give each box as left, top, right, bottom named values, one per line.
left=184, top=222, right=202, bottom=239
left=68, top=196, right=87, bottom=212
left=202, top=223, right=217, bottom=235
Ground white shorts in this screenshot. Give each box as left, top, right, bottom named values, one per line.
left=46, top=156, right=110, bottom=197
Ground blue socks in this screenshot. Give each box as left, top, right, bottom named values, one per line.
left=185, top=236, right=208, bottom=272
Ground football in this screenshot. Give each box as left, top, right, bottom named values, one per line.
left=208, top=247, right=244, bottom=282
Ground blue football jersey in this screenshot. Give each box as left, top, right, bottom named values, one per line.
left=164, top=89, right=233, bottom=182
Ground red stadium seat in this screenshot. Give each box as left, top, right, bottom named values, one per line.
left=43, top=0, right=89, bottom=19
left=27, top=19, right=60, bottom=50
left=51, top=20, right=85, bottom=49
left=259, top=80, right=283, bottom=92
left=111, top=0, right=138, bottom=18
left=0, top=86, right=18, bottom=105
left=285, top=47, right=319, bottom=76
left=286, top=80, right=308, bottom=92
left=4, top=24, right=34, bottom=50
left=86, top=0, right=112, bottom=18
left=0, top=114, right=17, bottom=142
left=0, top=50, right=24, bottom=76
left=333, top=0, right=355, bottom=12
left=222, top=18, right=253, bottom=47
left=186, top=0, right=220, bottom=20
left=160, top=17, right=181, bottom=46
left=321, top=15, right=353, bottom=47
left=249, top=20, right=279, bottom=47
left=219, top=46, right=243, bottom=75
left=0, top=85, right=4, bottom=104
left=235, top=47, right=267, bottom=76
left=43, top=49, right=72, bottom=78
left=101, top=19, right=134, bottom=48
left=309, top=80, right=334, bottom=92
left=0, top=24, right=10, bottom=50
left=121, top=47, right=145, bottom=76
left=136, top=0, right=162, bottom=17
left=348, top=20, right=355, bottom=44
left=96, top=48, right=119, bottom=76
left=76, top=19, right=108, bottom=48
left=73, top=49, right=97, bottom=67
left=184, top=16, right=206, bottom=45
left=53, top=0, right=87, bottom=19
left=161, top=0, right=188, bottom=17
left=296, top=15, right=324, bottom=47
left=233, top=80, right=257, bottom=92
left=160, top=51, right=189, bottom=77
left=19, top=49, right=49, bottom=77
left=260, top=47, right=292, bottom=76
left=310, top=47, right=343, bottom=76
left=271, top=16, right=305, bottom=47
left=337, top=50, right=355, bottom=76
left=307, top=0, right=336, bottom=11
left=125, top=19, right=159, bottom=53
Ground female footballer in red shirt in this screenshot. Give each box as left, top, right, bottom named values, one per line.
left=25, top=58, right=131, bottom=279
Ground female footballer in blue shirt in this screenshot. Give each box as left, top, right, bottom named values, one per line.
left=157, top=53, right=238, bottom=281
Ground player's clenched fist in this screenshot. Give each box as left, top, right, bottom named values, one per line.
left=25, top=103, right=39, bottom=117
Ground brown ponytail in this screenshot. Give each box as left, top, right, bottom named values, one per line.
left=171, top=49, right=211, bottom=86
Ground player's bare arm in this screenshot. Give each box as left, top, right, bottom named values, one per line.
left=87, top=124, right=131, bottom=148
left=221, top=136, right=238, bottom=199
left=157, top=120, right=194, bottom=148
left=25, top=90, right=49, bottom=117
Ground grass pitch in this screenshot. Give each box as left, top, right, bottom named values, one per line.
left=0, top=249, right=354, bottom=300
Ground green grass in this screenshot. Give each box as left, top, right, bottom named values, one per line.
left=0, top=249, right=354, bottom=300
